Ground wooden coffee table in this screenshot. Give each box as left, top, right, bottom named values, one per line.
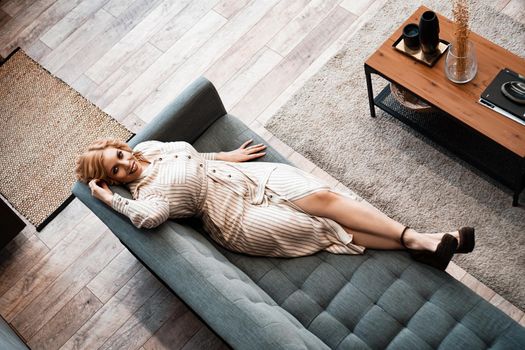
left=364, top=6, right=525, bottom=206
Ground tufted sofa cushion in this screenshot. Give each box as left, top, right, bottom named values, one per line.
left=212, top=248, right=525, bottom=349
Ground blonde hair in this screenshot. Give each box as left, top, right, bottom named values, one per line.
left=75, top=139, right=148, bottom=185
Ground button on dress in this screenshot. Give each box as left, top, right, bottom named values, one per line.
left=112, top=141, right=365, bottom=257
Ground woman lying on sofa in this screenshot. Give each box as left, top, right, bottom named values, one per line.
left=76, top=138, right=475, bottom=271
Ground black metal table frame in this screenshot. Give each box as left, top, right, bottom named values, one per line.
left=364, top=63, right=525, bottom=206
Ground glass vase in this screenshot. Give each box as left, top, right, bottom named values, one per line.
left=445, top=40, right=478, bottom=83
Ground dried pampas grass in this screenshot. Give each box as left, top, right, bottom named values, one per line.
left=453, top=0, right=470, bottom=75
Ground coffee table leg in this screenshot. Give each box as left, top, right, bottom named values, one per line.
left=513, top=164, right=525, bottom=206
left=364, top=64, right=376, bottom=118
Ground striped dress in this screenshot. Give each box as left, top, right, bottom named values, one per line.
left=111, top=141, right=365, bottom=257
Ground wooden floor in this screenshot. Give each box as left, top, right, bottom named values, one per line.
left=1, top=0, right=524, bottom=349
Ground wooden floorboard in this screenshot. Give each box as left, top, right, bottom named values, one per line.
left=0, top=1, right=523, bottom=348
left=1, top=0, right=84, bottom=59
left=11, top=231, right=122, bottom=339
left=60, top=267, right=162, bottom=349
left=146, top=0, right=217, bottom=53
left=39, top=8, right=115, bottom=73
left=0, top=214, right=107, bottom=322
left=39, top=0, right=109, bottom=50
left=230, top=5, right=357, bottom=124
left=1, top=0, right=35, bottom=18
left=132, top=0, right=281, bottom=122
left=181, top=326, right=230, bottom=350
left=0, top=0, right=57, bottom=57
left=84, top=0, right=192, bottom=84
left=56, top=0, right=163, bottom=85
left=86, top=248, right=142, bottom=303
left=143, top=309, right=205, bottom=350
left=0, top=234, right=49, bottom=298
left=27, top=287, right=103, bottom=350
left=213, top=0, right=249, bottom=20
left=104, top=9, right=227, bottom=121
left=36, top=198, right=91, bottom=249
left=266, top=0, right=341, bottom=57
left=99, top=287, right=185, bottom=350
left=0, top=9, right=11, bottom=32
left=203, top=0, right=309, bottom=89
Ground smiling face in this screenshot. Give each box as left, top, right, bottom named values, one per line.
left=101, top=147, right=143, bottom=184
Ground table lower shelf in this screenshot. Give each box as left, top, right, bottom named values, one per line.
left=374, top=84, right=524, bottom=205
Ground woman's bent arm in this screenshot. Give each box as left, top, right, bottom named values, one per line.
left=112, top=190, right=170, bottom=229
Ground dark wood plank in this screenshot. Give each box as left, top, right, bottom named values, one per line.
left=0, top=213, right=107, bottom=321
left=0, top=234, right=49, bottom=298
left=2, top=0, right=84, bottom=60
left=87, top=248, right=142, bottom=303
left=60, top=267, right=162, bottom=350
left=99, top=287, right=186, bottom=350
left=1, top=0, right=34, bottom=17
left=181, top=326, right=230, bottom=350
left=143, top=309, right=204, bottom=350
left=37, top=198, right=91, bottom=249
left=0, top=9, right=11, bottom=32
left=0, top=226, right=31, bottom=260
left=27, top=288, right=103, bottom=350
left=11, top=231, right=122, bottom=339
left=0, top=0, right=57, bottom=57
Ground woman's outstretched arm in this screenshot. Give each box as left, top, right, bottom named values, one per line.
left=215, top=139, right=267, bottom=162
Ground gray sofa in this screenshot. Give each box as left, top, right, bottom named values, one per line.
left=0, top=316, right=28, bottom=349
left=72, top=77, right=525, bottom=349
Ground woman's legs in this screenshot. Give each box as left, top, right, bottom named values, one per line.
left=343, top=227, right=404, bottom=250
left=292, top=190, right=459, bottom=252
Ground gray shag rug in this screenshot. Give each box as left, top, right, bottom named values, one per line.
left=266, top=0, right=525, bottom=310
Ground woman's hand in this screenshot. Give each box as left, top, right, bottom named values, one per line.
left=88, top=179, right=114, bottom=206
left=217, top=139, right=267, bottom=162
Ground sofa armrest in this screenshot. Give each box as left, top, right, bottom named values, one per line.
left=0, top=316, right=28, bottom=350
left=129, top=77, right=227, bottom=148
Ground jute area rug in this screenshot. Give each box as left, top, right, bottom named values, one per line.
left=266, top=0, right=525, bottom=310
left=0, top=49, right=132, bottom=230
